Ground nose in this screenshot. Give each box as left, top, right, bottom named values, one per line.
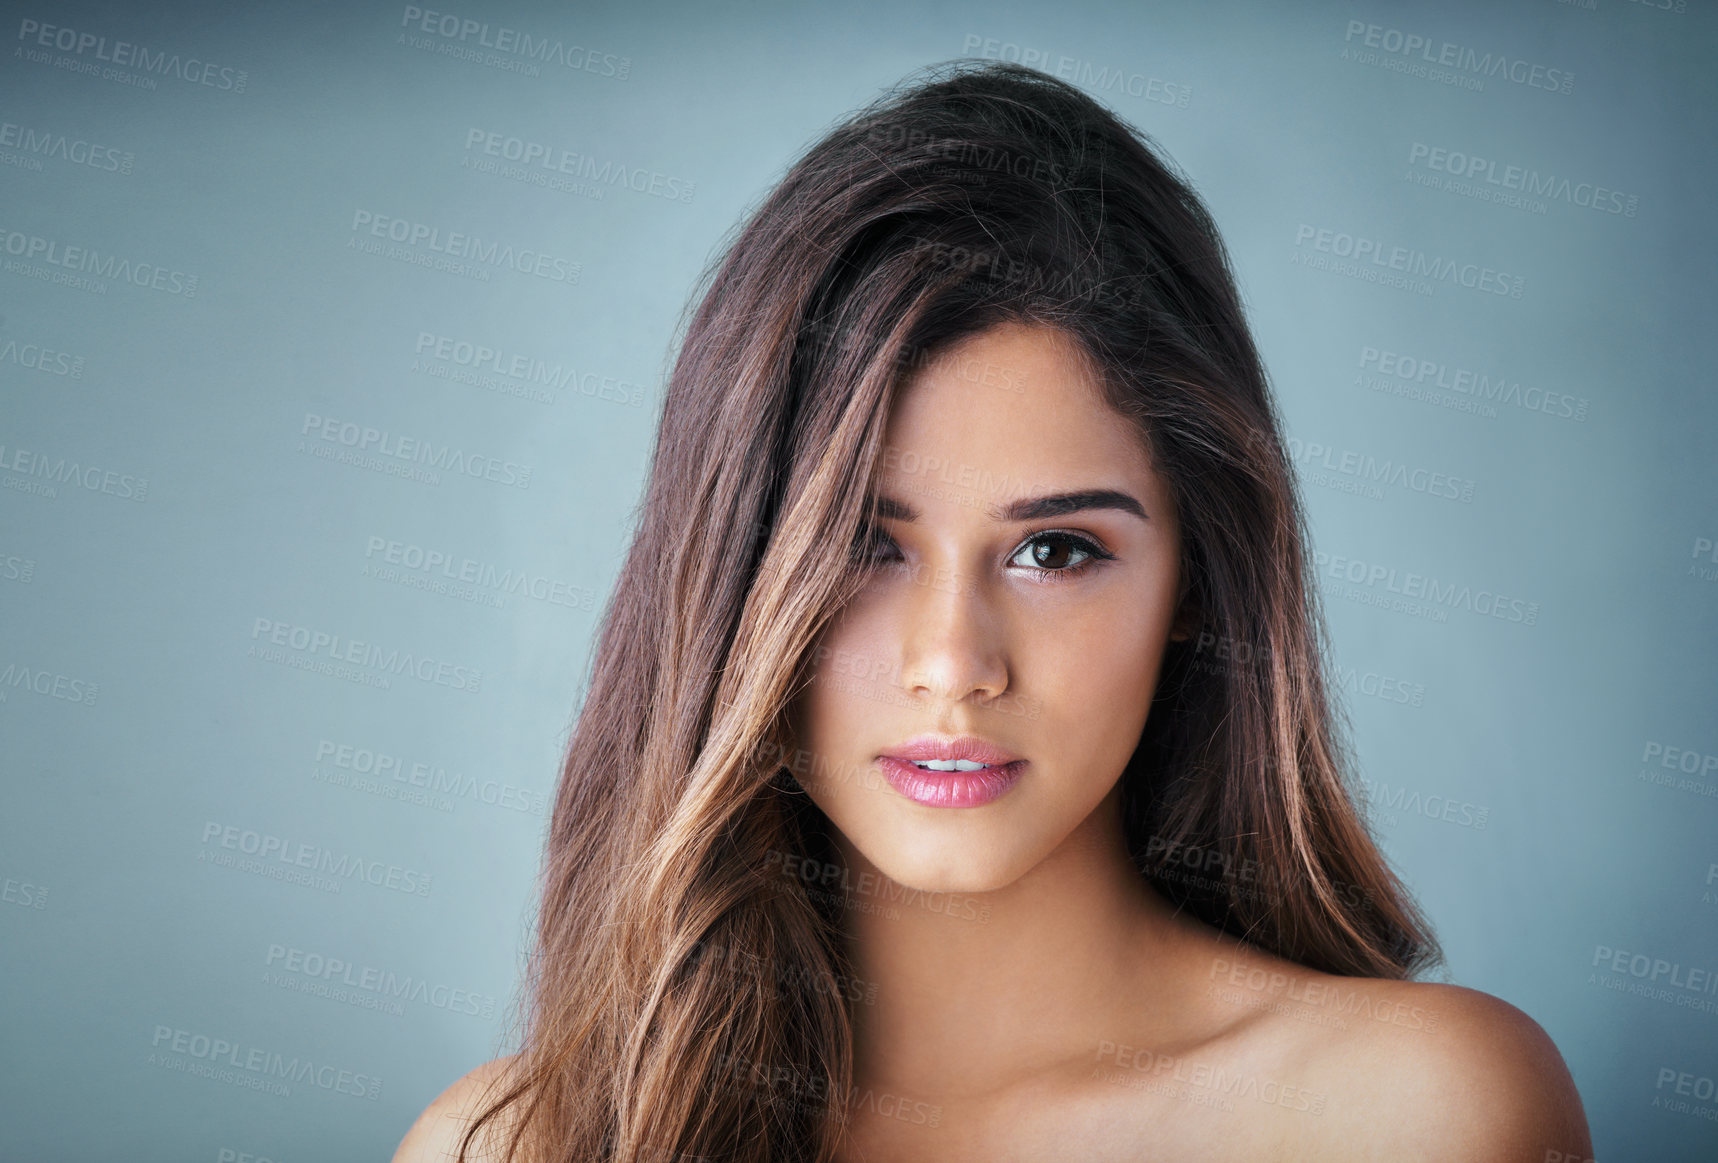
left=896, top=566, right=1010, bottom=706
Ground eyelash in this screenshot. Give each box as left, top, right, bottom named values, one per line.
left=852, top=526, right=1115, bottom=584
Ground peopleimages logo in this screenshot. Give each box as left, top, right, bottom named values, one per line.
left=1293, top=224, right=1524, bottom=298
left=0, top=117, right=134, bottom=174
left=0, top=660, right=99, bottom=706
left=413, top=332, right=645, bottom=407
left=0, top=226, right=198, bottom=296
left=248, top=615, right=484, bottom=693
left=348, top=210, right=580, bottom=285
left=0, top=553, right=37, bottom=584
left=1407, top=143, right=1638, bottom=218
left=15, top=17, right=249, bottom=92
left=1591, top=944, right=1718, bottom=998
left=1284, top=436, right=1475, bottom=504
left=298, top=411, right=532, bottom=490
left=1358, top=777, right=1489, bottom=830
left=397, top=6, right=630, bottom=78
left=463, top=129, right=695, bottom=203
left=1357, top=347, right=1588, bottom=422
left=363, top=534, right=597, bottom=613
left=199, top=820, right=434, bottom=897
left=0, top=440, right=148, bottom=501
left=0, top=334, right=86, bottom=378
left=1340, top=20, right=1574, bottom=95
left=314, top=736, right=548, bottom=817
left=265, top=943, right=497, bottom=1019
left=1311, top=550, right=1540, bottom=626
left=1691, top=536, right=1718, bottom=584
left=148, top=1024, right=381, bottom=1099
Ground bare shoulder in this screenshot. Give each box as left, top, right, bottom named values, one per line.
left=391, top=1054, right=525, bottom=1163
left=1310, top=979, right=1594, bottom=1162
left=1196, top=942, right=1592, bottom=1161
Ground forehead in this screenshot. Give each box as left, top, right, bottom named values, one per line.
left=879, top=321, right=1158, bottom=499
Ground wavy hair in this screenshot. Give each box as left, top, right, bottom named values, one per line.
left=459, top=58, right=1441, bottom=1163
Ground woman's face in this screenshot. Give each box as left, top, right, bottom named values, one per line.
left=787, top=321, right=1186, bottom=894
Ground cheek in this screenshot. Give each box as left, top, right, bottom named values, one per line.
left=1022, top=592, right=1167, bottom=755
left=792, top=609, right=891, bottom=767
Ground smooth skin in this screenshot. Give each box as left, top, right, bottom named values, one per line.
left=394, top=323, right=1593, bottom=1162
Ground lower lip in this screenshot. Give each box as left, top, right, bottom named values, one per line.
left=876, top=756, right=1026, bottom=808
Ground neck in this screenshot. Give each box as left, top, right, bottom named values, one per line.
left=831, top=784, right=1211, bottom=1101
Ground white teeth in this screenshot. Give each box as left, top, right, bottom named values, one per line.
left=911, top=759, right=993, bottom=771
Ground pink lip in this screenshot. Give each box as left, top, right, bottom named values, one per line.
left=880, top=735, right=1023, bottom=765
left=876, top=735, right=1026, bottom=808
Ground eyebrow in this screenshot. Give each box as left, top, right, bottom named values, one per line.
left=868, top=488, right=1149, bottom=524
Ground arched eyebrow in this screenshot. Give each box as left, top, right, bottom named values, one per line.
left=868, top=489, right=1148, bottom=524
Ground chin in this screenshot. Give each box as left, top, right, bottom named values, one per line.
left=868, top=833, right=1038, bottom=897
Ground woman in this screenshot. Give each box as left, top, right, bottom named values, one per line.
left=394, top=60, right=1592, bottom=1162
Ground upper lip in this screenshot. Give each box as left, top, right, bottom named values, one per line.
left=879, top=734, right=1024, bottom=765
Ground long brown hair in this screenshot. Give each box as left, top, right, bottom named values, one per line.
left=461, top=58, right=1441, bottom=1163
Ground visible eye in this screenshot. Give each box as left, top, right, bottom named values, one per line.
left=850, top=524, right=1114, bottom=584
left=1007, top=531, right=1114, bottom=583
left=851, top=524, right=901, bottom=567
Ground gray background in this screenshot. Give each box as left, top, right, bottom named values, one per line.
left=2, top=0, right=1715, bottom=1158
